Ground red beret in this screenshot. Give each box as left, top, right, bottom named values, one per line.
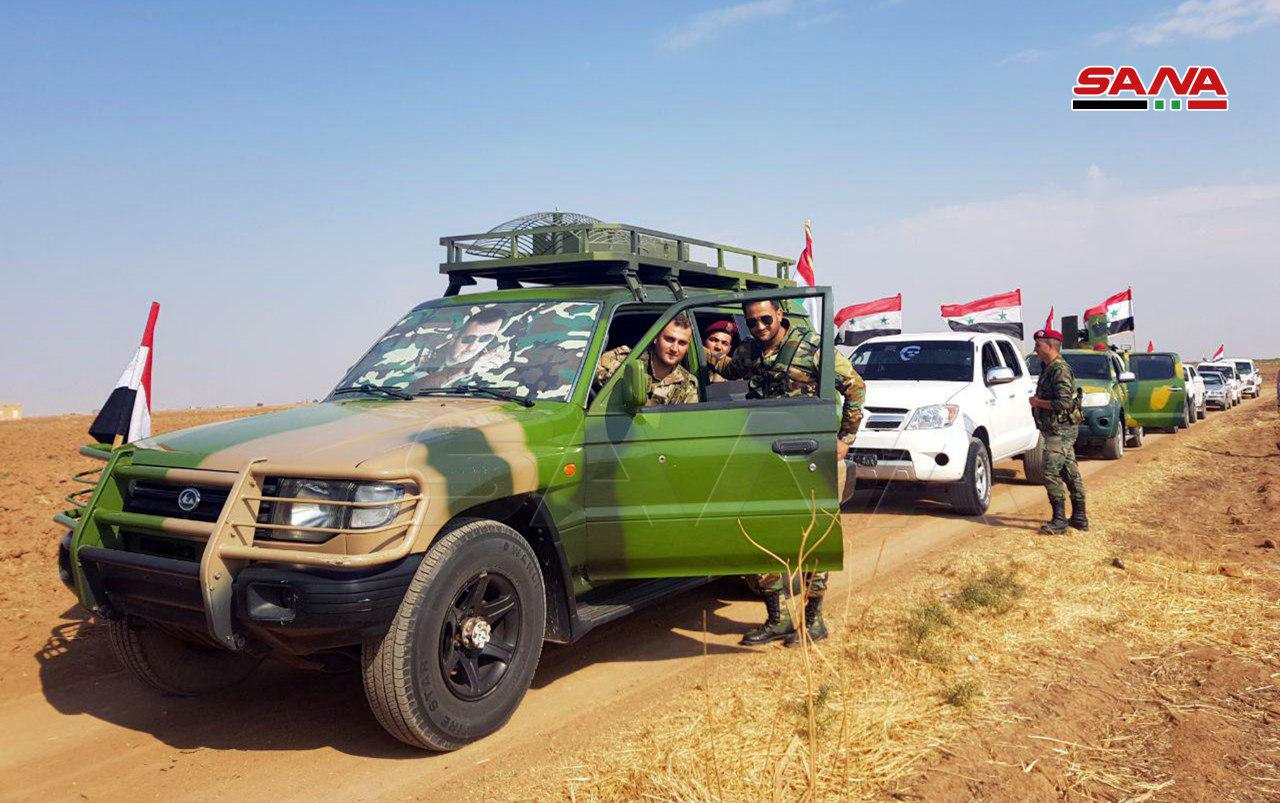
left=704, top=320, right=737, bottom=339
left=1033, top=328, right=1063, bottom=342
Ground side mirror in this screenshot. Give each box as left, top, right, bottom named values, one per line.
left=618, top=359, right=648, bottom=414
left=985, top=367, right=1015, bottom=385
left=1118, top=371, right=1136, bottom=383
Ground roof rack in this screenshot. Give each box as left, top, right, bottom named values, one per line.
left=439, top=222, right=795, bottom=301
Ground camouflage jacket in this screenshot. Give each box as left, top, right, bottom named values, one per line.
left=594, top=346, right=699, bottom=407
left=708, top=320, right=865, bottom=443
left=1034, top=356, right=1083, bottom=432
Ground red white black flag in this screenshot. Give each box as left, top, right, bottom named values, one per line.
left=835, top=294, right=902, bottom=347
left=89, top=302, right=159, bottom=445
left=794, top=220, right=822, bottom=326
left=1084, top=287, right=1135, bottom=335
left=1211, top=344, right=1225, bottom=361
left=940, top=289, right=1023, bottom=339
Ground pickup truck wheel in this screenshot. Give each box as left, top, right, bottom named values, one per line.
left=1021, top=433, right=1047, bottom=485
left=362, top=518, right=545, bottom=752
left=1125, top=423, right=1144, bottom=449
left=1101, top=428, right=1125, bottom=460
left=949, top=438, right=991, bottom=516
left=108, top=617, right=261, bottom=696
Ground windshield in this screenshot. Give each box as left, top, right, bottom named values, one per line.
left=850, top=341, right=974, bottom=382
left=335, top=301, right=601, bottom=402
left=1233, top=361, right=1253, bottom=374
left=1202, top=373, right=1223, bottom=385
left=1062, top=353, right=1112, bottom=381
left=1129, top=354, right=1176, bottom=381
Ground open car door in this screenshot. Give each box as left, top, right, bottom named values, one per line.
left=581, top=286, right=844, bottom=580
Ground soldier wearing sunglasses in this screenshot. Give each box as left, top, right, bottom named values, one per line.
left=707, top=298, right=865, bottom=648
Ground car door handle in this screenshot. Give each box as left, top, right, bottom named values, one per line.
left=772, top=438, right=819, bottom=457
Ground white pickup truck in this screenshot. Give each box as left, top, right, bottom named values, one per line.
left=846, top=332, right=1044, bottom=515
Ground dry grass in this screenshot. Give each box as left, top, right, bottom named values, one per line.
left=514, top=405, right=1280, bottom=802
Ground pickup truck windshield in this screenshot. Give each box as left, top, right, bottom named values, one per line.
left=334, top=301, right=601, bottom=402
left=1062, top=353, right=1111, bottom=381
left=1129, top=354, right=1176, bottom=381
left=1233, top=361, right=1253, bottom=374
left=1202, top=373, right=1223, bottom=385
left=850, top=341, right=973, bottom=382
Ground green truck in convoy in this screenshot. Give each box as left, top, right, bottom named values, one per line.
left=1027, top=347, right=1142, bottom=459
left=1124, top=351, right=1192, bottom=432
left=53, top=214, right=847, bottom=751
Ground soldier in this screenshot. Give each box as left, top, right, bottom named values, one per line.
left=707, top=298, right=865, bottom=647
left=594, top=314, right=699, bottom=407
left=701, top=320, right=737, bottom=383
left=1029, top=326, right=1087, bottom=534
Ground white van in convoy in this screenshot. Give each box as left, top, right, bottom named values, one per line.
left=847, top=332, right=1043, bottom=515
left=1230, top=358, right=1261, bottom=398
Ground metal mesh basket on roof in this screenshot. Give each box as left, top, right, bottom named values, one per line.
left=463, top=211, right=688, bottom=260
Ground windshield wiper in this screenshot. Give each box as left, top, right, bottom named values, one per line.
left=415, top=385, right=535, bottom=407
left=332, top=383, right=413, bottom=400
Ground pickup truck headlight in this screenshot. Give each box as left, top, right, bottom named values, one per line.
left=265, top=479, right=408, bottom=543
left=904, top=404, right=960, bottom=430
left=1081, top=391, right=1112, bottom=408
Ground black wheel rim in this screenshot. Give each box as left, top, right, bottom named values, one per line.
left=438, top=571, right=521, bottom=701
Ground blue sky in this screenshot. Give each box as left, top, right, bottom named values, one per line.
left=2, top=1, right=1277, bottom=414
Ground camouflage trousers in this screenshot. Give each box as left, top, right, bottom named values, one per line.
left=1042, top=428, right=1086, bottom=504
left=756, top=571, right=828, bottom=599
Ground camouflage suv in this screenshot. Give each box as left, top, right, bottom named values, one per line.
left=55, top=218, right=847, bottom=751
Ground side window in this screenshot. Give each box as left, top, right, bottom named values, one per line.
left=981, top=342, right=1002, bottom=382
left=589, top=306, right=665, bottom=405
left=996, top=341, right=1023, bottom=377
left=691, top=307, right=748, bottom=402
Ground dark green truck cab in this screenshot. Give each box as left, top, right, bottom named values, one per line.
left=54, top=215, right=847, bottom=751
left=1026, top=348, right=1141, bottom=459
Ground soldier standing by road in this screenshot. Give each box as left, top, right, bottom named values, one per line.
left=594, top=314, right=699, bottom=407
left=1029, top=326, right=1087, bottom=534
left=708, top=298, right=864, bottom=647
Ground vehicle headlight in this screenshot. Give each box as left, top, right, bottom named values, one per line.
left=1081, top=391, right=1112, bottom=408
left=265, top=479, right=409, bottom=543
left=905, top=404, right=960, bottom=430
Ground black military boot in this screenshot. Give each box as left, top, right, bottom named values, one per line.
left=784, top=596, right=829, bottom=647
left=740, top=590, right=794, bottom=646
left=1039, top=499, right=1069, bottom=534
left=1069, top=497, right=1089, bottom=531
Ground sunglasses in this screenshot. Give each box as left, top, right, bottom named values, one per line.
left=459, top=333, right=496, bottom=345
left=744, top=315, right=775, bottom=329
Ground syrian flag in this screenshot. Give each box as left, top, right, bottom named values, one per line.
left=940, top=289, right=1023, bottom=339
left=89, top=302, right=159, bottom=445
left=1084, top=287, right=1135, bottom=335
left=1211, top=344, right=1225, bottom=361
left=794, top=220, right=822, bottom=327
left=835, top=294, right=902, bottom=347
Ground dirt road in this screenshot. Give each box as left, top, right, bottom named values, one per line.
left=0, top=404, right=1222, bottom=801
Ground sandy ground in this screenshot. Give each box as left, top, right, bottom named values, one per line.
left=0, top=385, right=1275, bottom=801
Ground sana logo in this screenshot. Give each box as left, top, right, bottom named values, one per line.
left=1071, top=66, right=1228, bottom=111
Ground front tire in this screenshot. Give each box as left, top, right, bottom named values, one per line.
left=108, top=618, right=261, bottom=696
left=362, top=518, right=546, bottom=752
left=1101, top=427, right=1125, bottom=460
left=950, top=437, right=992, bottom=516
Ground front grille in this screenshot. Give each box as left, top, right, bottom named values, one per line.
left=120, top=528, right=204, bottom=562
left=865, top=419, right=902, bottom=430
left=864, top=406, right=909, bottom=414
left=852, top=448, right=912, bottom=462
left=123, top=480, right=230, bottom=523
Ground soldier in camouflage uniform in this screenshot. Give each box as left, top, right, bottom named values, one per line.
left=707, top=298, right=865, bottom=647
left=1030, top=326, right=1087, bottom=534
left=593, top=314, right=699, bottom=407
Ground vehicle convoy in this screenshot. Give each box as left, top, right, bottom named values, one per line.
left=1027, top=348, right=1141, bottom=460
left=1126, top=351, right=1191, bottom=432
left=1182, top=364, right=1207, bottom=421
left=1230, top=358, right=1261, bottom=398
left=846, top=332, right=1042, bottom=515
left=53, top=214, right=849, bottom=751
left=1199, top=362, right=1243, bottom=405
